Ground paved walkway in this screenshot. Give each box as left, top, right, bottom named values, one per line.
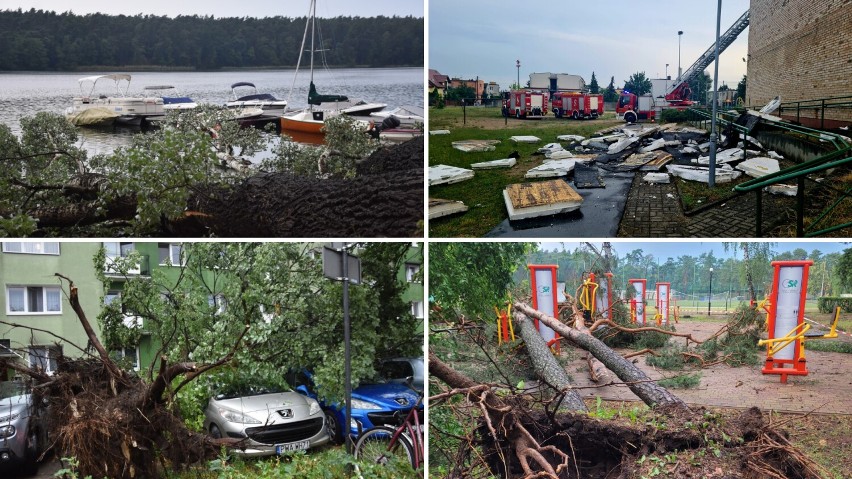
left=561, top=320, right=852, bottom=414
left=618, top=175, right=795, bottom=237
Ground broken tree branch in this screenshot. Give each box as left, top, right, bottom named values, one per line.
left=429, top=352, right=570, bottom=479
left=55, top=273, right=125, bottom=381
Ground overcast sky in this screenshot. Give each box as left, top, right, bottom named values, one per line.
left=430, top=0, right=750, bottom=90
left=4, top=0, right=423, bottom=18
left=539, top=242, right=850, bottom=262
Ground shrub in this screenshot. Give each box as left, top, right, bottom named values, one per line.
left=817, top=297, right=852, bottom=313
left=806, top=340, right=852, bottom=354
left=659, top=108, right=695, bottom=124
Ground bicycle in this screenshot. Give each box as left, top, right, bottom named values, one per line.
left=353, top=382, right=424, bottom=469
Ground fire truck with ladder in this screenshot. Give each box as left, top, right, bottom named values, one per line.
left=502, top=90, right=549, bottom=119
left=616, top=9, right=750, bottom=123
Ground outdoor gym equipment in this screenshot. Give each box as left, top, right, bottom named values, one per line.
left=757, top=260, right=840, bottom=383
left=596, top=272, right=614, bottom=320
left=578, top=274, right=599, bottom=323
left=579, top=272, right=615, bottom=323
left=529, top=264, right=561, bottom=354
left=654, top=282, right=671, bottom=326
left=495, top=303, right=515, bottom=345
left=628, top=279, right=647, bottom=325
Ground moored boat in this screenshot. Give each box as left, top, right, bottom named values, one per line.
left=280, top=0, right=387, bottom=137
left=370, top=105, right=424, bottom=125
left=226, top=82, right=287, bottom=115
left=143, top=85, right=198, bottom=110
left=65, top=74, right=164, bottom=126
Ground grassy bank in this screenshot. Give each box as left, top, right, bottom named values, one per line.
left=428, top=106, right=622, bottom=237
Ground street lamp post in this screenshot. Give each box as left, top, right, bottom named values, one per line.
left=692, top=263, right=697, bottom=311
left=708, top=267, right=714, bottom=316
left=516, top=59, right=521, bottom=89
left=677, top=31, right=683, bottom=81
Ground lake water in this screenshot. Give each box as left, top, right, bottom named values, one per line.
left=0, top=68, right=423, bottom=154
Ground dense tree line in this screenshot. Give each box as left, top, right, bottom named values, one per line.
left=523, top=245, right=845, bottom=303
left=0, top=8, right=423, bottom=70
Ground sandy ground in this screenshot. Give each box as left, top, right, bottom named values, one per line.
left=560, top=319, right=852, bottom=414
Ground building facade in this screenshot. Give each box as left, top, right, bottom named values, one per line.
left=747, top=0, right=852, bottom=126
left=0, top=242, right=102, bottom=377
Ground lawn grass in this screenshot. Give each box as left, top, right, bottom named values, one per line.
left=429, top=106, right=623, bottom=237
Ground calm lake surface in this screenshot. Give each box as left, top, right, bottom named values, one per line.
left=0, top=68, right=423, bottom=154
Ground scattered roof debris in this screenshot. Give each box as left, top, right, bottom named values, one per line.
left=452, top=139, right=500, bottom=152
left=510, top=135, right=541, bottom=143
left=470, top=158, right=517, bottom=170
left=503, top=179, right=583, bottom=220
left=429, top=164, right=474, bottom=185
left=429, top=197, right=469, bottom=219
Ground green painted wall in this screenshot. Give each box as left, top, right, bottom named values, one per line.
left=400, top=243, right=424, bottom=333
left=0, top=242, right=102, bottom=371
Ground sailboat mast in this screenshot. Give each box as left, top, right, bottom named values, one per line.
left=309, top=0, right=315, bottom=85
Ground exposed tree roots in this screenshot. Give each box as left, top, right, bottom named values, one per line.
left=36, top=357, right=216, bottom=479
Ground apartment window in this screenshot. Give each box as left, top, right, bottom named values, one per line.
left=104, top=242, right=135, bottom=259
left=2, top=242, right=60, bottom=255
left=410, top=301, right=424, bottom=319
left=7, top=286, right=61, bottom=314
left=111, top=346, right=140, bottom=371
left=158, top=243, right=183, bottom=265
left=28, top=346, right=60, bottom=374
left=405, top=263, right=421, bottom=283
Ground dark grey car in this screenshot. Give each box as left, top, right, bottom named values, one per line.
left=0, top=381, right=46, bottom=475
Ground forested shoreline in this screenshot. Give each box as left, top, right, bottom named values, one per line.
left=0, top=9, right=423, bottom=71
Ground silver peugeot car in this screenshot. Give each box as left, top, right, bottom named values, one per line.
left=203, top=383, right=330, bottom=457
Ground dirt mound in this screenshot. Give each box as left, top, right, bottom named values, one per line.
left=180, top=138, right=424, bottom=237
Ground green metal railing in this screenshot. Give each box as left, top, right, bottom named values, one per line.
left=757, top=95, right=852, bottom=131
left=685, top=107, right=852, bottom=237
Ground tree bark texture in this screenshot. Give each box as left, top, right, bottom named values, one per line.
left=514, top=313, right=587, bottom=412
left=514, top=302, right=689, bottom=411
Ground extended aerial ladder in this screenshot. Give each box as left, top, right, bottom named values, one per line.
left=665, top=9, right=750, bottom=105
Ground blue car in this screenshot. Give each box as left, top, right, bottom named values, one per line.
left=285, top=369, right=422, bottom=443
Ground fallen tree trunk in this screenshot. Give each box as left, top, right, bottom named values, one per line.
left=514, top=313, right=587, bottom=412
left=514, top=302, right=688, bottom=411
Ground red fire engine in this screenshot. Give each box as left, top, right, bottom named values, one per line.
left=551, top=92, right=604, bottom=120
left=502, top=90, right=549, bottom=119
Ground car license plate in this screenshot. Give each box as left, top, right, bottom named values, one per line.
left=276, top=441, right=309, bottom=455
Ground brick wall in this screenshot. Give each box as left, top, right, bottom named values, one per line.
left=747, top=0, right=852, bottom=123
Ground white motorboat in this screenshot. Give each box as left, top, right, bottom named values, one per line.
left=370, top=105, right=424, bottom=125
left=66, top=74, right=164, bottom=126
left=225, top=82, right=288, bottom=115
left=143, top=85, right=198, bottom=110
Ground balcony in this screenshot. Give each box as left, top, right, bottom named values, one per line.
left=104, top=254, right=150, bottom=277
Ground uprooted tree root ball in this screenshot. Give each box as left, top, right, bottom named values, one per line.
left=475, top=404, right=825, bottom=479
left=182, top=138, right=424, bottom=237
left=29, top=357, right=216, bottom=479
